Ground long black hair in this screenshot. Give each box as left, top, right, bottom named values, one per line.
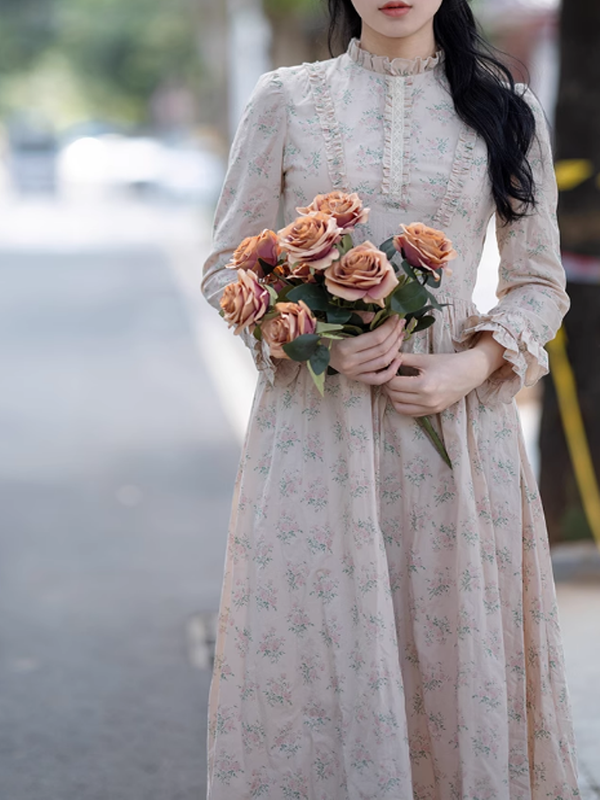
left=327, top=0, right=537, bottom=223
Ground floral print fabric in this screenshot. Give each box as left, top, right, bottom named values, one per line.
left=202, top=39, right=579, bottom=799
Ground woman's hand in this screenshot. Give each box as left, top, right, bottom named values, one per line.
left=383, top=332, right=507, bottom=416
left=329, top=316, right=405, bottom=386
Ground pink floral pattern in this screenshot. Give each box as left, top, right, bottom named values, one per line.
left=203, top=39, right=579, bottom=800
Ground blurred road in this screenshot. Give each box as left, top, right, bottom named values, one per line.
left=0, top=198, right=241, bottom=799
left=0, top=196, right=598, bottom=799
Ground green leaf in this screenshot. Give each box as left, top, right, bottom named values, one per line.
left=390, top=280, right=429, bottom=314
left=258, top=257, right=277, bottom=276
left=266, top=284, right=278, bottom=302
left=307, top=360, right=326, bottom=396
left=379, top=236, right=398, bottom=261
left=309, top=343, right=331, bottom=375
left=253, top=325, right=263, bottom=341
left=412, top=315, right=436, bottom=333
left=316, top=321, right=345, bottom=335
left=325, top=306, right=352, bottom=325
left=286, top=283, right=329, bottom=311
left=338, top=233, right=354, bottom=255
left=282, top=333, right=320, bottom=361
left=400, top=259, right=418, bottom=280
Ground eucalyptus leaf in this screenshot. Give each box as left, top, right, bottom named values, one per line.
left=286, top=283, right=329, bottom=311
left=412, top=315, right=436, bottom=333
left=282, top=333, right=320, bottom=361
left=401, top=259, right=418, bottom=280
left=390, top=280, right=429, bottom=314
left=309, top=343, right=331, bottom=376
left=316, top=321, right=345, bottom=335
left=379, top=236, right=398, bottom=261
left=253, top=325, right=263, bottom=341
left=307, top=360, right=326, bottom=396
left=325, top=306, right=352, bottom=325
left=258, top=257, right=277, bottom=276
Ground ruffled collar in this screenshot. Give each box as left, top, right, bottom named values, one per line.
left=347, top=38, right=444, bottom=77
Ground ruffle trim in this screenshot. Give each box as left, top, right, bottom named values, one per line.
left=433, top=124, right=478, bottom=228
left=382, top=76, right=414, bottom=201
left=347, top=38, right=444, bottom=77
left=304, top=63, right=348, bottom=191
left=453, top=313, right=549, bottom=405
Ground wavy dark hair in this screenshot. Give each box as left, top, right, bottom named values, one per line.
left=327, top=0, right=537, bottom=223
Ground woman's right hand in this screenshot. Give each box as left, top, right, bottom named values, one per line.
left=328, top=316, right=405, bottom=386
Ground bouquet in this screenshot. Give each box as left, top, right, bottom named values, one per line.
left=219, top=191, right=456, bottom=468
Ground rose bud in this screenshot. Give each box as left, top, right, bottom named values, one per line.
left=261, top=300, right=317, bottom=360
left=393, top=222, right=457, bottom=279
left=278, top=212, right=342, bottom=270
left=226, top=229, right=280, bottom=277
left=219, top=269, right=270, bottom=335
left=296, top=191, right=370, bottom=233
left=324, top=241, right=399, bottom=307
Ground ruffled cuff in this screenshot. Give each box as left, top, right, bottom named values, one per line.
left=453, top=313, right=549, bottom=405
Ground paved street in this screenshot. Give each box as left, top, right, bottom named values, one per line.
left=0, top=196, right=598, bottom=799
left=0, top=198, right=240, bottom=799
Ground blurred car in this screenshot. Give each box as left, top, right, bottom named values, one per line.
left=56, top=132, right=225, bottom=204
left=6, top=114, right=58, bottom=194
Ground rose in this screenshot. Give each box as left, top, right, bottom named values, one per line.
left=324, top=241, right=399, bottom=307
left=227, top=229, right=280, bottom=277
left=219, top=269, right=270, bottom=335
left=296, top=191, right=370, bottom=232
left=278, top=212, right=342, bottom=270
left=393, top=222, right=457, bottom=278
left=261, top=300, right=317, bottom=359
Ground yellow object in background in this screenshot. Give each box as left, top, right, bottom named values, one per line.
left=547, top=327, right=600, bottom=549
left=555, top=159, right=594, bottom=191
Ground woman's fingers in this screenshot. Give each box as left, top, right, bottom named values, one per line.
left=356, top=356, right=403, bottom=386
left=349, top=315, right=404, bottom=354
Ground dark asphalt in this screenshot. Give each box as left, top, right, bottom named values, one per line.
left=0, top=246, right=240, bottom=799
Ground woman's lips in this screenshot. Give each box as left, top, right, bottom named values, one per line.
left=380, top=3, right=411, bottom=16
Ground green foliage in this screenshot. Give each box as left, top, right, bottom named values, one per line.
left=0, top=0, right=204, bottom=124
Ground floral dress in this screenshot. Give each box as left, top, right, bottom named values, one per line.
left=201, top=39, right=579, bottom=800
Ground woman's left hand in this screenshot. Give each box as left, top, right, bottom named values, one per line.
left=383, top=333, right=507, bottom=417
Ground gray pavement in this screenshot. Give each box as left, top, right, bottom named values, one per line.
left=0, top=228, right=238, bottom=798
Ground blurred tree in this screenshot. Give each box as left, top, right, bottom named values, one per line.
left=262, top=0, right=327, bottom=66
left=539, top=1, right=600, bottom=544
left=54, top=0, right=203, bottom=123
left=0, top=0, right=55, bottom=74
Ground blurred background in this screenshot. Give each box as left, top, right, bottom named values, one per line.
left=0, top=0, right=598, bottom=798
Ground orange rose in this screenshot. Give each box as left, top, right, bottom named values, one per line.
left=278, top=212, right=342, bottom=270
left=220, top=269, right=270, bottom=335
left=261, top=300, right=317, bottom=359
left=393, top=222, right=457, bottom=278
left=227, top=229, right=280, bottom=277
left=324, top=241, right=399, bottom=307
left=296, top=191, right=370, bottom=232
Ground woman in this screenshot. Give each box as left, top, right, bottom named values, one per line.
left=202, top=0, right=580, bottom=796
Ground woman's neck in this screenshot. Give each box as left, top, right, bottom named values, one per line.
left=359, top=23, right=437, bottom=61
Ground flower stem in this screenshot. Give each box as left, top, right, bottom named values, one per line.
left=416, top=415, right=453, bottom=469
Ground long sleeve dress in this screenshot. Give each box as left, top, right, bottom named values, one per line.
left=201, top=39, right=579, bottom=800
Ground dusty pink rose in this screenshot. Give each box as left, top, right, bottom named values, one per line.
left=296, top=191, right=370, bottom=232
left=393, top=222, right=457, bottom=279
left=324, top=241, right=399, bottom=307
left=227, top=229, right=280, bottom=276
left=278, top=212, right=342, bottom=270
left=261, top=300, right=317, bottom=359
left=219, top=269, right=270, bottom=334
